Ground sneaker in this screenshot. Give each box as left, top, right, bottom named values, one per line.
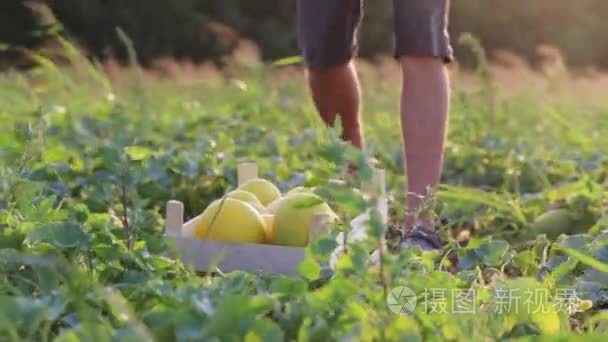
left=400, top=225, right=445, bottom=251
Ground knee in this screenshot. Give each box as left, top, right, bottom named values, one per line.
left=399, top=56, right=445, bottom=75
left=306, top=57, right=354, bottom=73
left=307, top=61, right=355, bottom=79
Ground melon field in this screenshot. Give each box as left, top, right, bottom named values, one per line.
left=1, top=46, right=608, bottom=341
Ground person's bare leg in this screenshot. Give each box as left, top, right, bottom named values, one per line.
left=307, top=61, right=364, bottom=149
left=400, top=56, right=450, bottom=229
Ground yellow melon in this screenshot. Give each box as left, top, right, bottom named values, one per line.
left=226, top=190, right=268, bottom=214
left=194, top=198, right=266, bottom=244
left=266, top=196, right=287, bottom=214
left=238, top=178, right=282, bottom=206
left=272, top=193, right=337, bottom=247
left=286, top=186, right=313, bottom=196
left=261, top=214, right=275, bottom=243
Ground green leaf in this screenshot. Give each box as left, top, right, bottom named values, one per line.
left=147, top=256, right=176, bottom=270
left=27, top=222, right=89, bottom=250
left=587, top=311, right=608, bottom=334
left=573, top=280, right=608, bottom=305
left=0, top=296, right=48, bottom=334
left=125, top=145, right=154, bottom=161
left=53, top=330, right=80, bottom=342
left=244, top=318, right=284, bottom=342
left=368, top=210, right=386, bottom=239
left=113, top=328, right=143, bottom=342
left=314, top=185, right=366, bottom=216
left=513, top=250, right=539, bottom=276
left=291, top=196, right=324, bottom=209
left=334, top=252, right=354, bottom=272
left=40, top=292, right=66, bottom=321
left=310, top=237, right=338, bottom=257
left=33, top=264, right=60, bottom=292
left=580, top=268, right=608, bottom=283
left=68, top=322, right=113, bottom=342
left=142, top=309, right=178, bottom=341
left=269, top=277, right=307, bottom=296
left=298, top=257, right=321, bottom=281
left=385, top=316, right=421, bottom=340
left=70, top=203, right=90, bottom=223
left=458, top=239, right=510, bottom=270
left=271, top=56, right=303, bottom=66
left=558, top=234, right=592, bottom=251
left=557, top=246, right=608, bottom=273
left=0, top=226, right=26, bottom=249
left=593, top=246, right=608, bottom=263
left=203, top=294, right=274, bottom=339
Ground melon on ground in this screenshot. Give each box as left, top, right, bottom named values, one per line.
left=530, top=208, right=577, bottom=238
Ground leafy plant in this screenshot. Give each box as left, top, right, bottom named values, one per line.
left=0, top=41, right=607, bottom=341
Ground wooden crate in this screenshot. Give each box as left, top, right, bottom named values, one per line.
left=164, top=163, right=387, bottom=275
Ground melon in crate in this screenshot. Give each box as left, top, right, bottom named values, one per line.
left=186, top=198, right=267, bottom=244
left=271, top=193, right=338, bottom=247
left=164, top=162, right=387, bottom=275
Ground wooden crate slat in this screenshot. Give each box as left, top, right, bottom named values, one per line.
left=169, top=236, right=305, bottom=275
left=166, top=200, right=184, bottom=237
left=237, top=162, right=258, bottom=186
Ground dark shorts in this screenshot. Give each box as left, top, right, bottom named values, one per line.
left=297, top=0, right=453, bottom=69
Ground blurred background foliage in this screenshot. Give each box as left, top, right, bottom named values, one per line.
left=1, top=0, right=607, bottom=69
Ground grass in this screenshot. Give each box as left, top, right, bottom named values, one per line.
left=0, top=43, right=608, bottom=341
